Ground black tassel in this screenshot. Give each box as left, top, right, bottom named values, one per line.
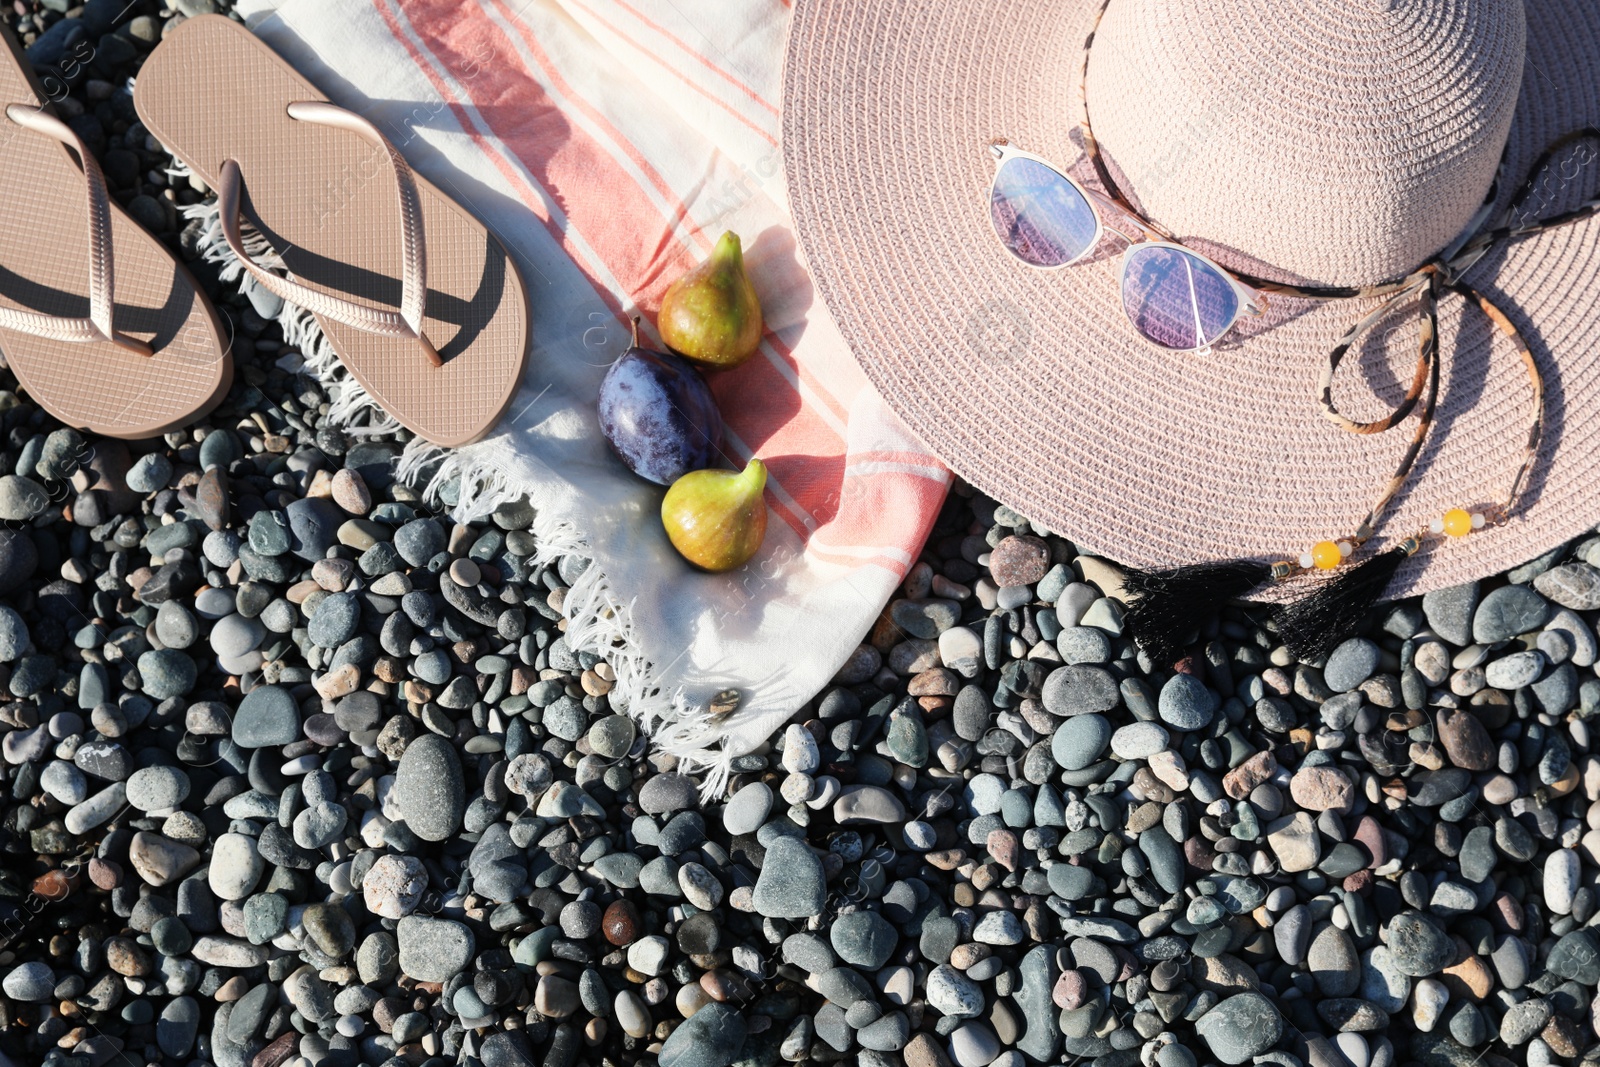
left=1276, top=541, right=1418, bottom=663
left=1122, top=559, right=1272, bottom=665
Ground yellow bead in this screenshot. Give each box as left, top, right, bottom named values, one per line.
left=1311, top=541, right=1343, bottom=570
left=1441, top=509, right=1473, bottom=538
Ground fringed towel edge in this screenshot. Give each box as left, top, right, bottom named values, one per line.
left=175, top=182, right=738, bottom=798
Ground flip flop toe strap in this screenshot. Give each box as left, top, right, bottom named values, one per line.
left=216, top=100, right=442, bottom=367
left=0, top=104, right=153, bottom=357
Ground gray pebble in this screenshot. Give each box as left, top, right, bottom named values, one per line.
left=1051, top=714, right=1110, bottom=770
left=723, top=782, right=773, bottom=836
left=0, top=605, right=29, bottom=662
left=1322, top=637, right=1379, bottom=692
left=396, top=915, right=474, bottom=983
left=1472, top=584, right=1551, bottom=643
left=1533, top=561, right=1600, bottom=609
left=394, top=735, right=465, bottom=841
left=830, top=910, right=898, bottom=969
left=125, top=766, right=190, bottom=811
left=307, top=592, right=360, bottom=648
left=1158, top=673, right=1217, bottom=730
left=231, top=685, right=299, bottom=748
left=2, top=962, right=53, bottom=1002
left=210, top=613, right=265, bottom=659
left=1041, top=664, right=1119, bottom=716
left=1384, top=911, right=1453, bottom=976
left=1423, top=581, right=1478, bottom=645
left=659, top=1002, right=747, bottom=1067
left=1194, top=992, right=1283, bottom=1064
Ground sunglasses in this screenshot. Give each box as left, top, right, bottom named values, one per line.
left=987, top=140, right=1269, bottom=354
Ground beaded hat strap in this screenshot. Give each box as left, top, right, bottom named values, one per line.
left=1274, top=132, right=1598, bottom=586
left=1079, top=0, right=1600, bottom=661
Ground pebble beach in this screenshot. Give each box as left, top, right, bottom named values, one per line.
left=2, top=4, right=1600, bottom=1067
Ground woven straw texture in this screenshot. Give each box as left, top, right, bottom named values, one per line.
left=783, top=0, right=1600, bottom=597
left=1086, top=0, right=1523, bottom=288
left=0, top=27, right=229, bottom=438
left=134, top=15, right=529, bottom=448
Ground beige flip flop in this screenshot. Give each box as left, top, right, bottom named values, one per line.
left=0, top=26, right=230, bottom=439
left=133, top=15, right=531, bottom=448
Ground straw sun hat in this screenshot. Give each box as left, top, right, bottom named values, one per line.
left=781, top=0, right=1600, bottom=629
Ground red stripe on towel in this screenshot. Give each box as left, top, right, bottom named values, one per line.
left=396, top=0, right=850, bottom=438
left=376, top=0, right=632, bottom=304
left=559, top=0, right=779, bottom=144
left=387, top=0, right=688, bottom=294
left=390, top=0, right=849, bottom=533
left=823, top=468, right=952, bottom=554
left=597, top=0, right=780, bottom=117
left=485, top=0, right=712, bottom=255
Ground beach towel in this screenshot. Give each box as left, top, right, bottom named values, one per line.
left=206, top=0, right=952, bottom=787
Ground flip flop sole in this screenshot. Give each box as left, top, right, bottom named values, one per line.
left=0, top=28, right=231, bottom=439
left=134, top=15, right=532, bottom=448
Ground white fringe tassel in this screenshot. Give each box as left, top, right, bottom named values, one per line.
left=176, top=180, right=737, bottom=798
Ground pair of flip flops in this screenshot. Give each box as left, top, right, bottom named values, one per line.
left=0, top=15, right=528, bottom=446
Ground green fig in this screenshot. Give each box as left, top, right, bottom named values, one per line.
left=661, top=458, right=768, bottom=572
left=659, top=231, right=764, bottom=369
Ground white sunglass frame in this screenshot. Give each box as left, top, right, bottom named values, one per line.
left=986, top=141, right=1266, bottom=355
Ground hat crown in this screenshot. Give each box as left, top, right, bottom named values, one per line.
left=1084, top=0, right=1526, bottom=287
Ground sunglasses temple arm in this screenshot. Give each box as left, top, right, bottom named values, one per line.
left=1079, top=184, right=1167, bottom=244
left=1233, top=276, right=1269, bottom=317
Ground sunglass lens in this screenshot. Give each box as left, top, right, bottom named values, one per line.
left=1120, top=245, right=1240, bottom=351
left=991, top=157, right=1099, bottom=267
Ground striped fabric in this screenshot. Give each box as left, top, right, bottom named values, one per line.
left=248, top=0, right=951, bottom=775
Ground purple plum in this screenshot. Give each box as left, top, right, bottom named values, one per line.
left=597, top=328, right=723, bottom=486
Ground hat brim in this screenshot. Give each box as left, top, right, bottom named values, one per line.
left=782, top=0, right=1600, bottom=597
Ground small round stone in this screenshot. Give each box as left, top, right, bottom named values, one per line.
left=330, top=469, right=371, bottom=513
left=603, top=900, right=641, bottom=946
left=1473, top=584, right=1551, bottom=643
left=137, top=649, right=196, bottom=699
left=752, top=836, right=826, bottom=919
left=1051, top=714, right=1110, bottom=771
left=1307, top=926, right=1360, bottom=996
left=210, top=613, right=266, bottom=659
left=231, top=685, right=300, bottom=748
left=506, top=753, right=554, bottom=797
left=1322, top=637, right=1380, bottom=691
left=1110, top=721, right=1169, bottom=760
left=1158, top=673, right=1218, bottom=730
left=394, top=519, right=447, bottom=567
left=830, top=911, right=898, bottom=969
left=988, top=535, right=1049, bottom=587
left=126, top=452, right=174, bottom=493
left=150, top=915, right=193, bottom=957
left=950, top=1022, right=1002, bottom=1067
left=1385, top=911, right=1454, bottom=976
left=587, top=715, right=635, bottom=759
left=449, top=558, right=482, bottom=587
left=125, top=766, right=190, bottom=812
left=781, top=723, right=820, bottom=773
left=723, top=782, right=773, bottom=836
left=154, top=601, right=200, bottom=649
left=396, top=915, right=474, bottom=983
left=308, top=592, right=360, bottom=647
left=208, top=834, right=264, bottom=901
left=359, top=855, right=427, bottom=919
left=1195, top=992, right=1284, bottom=1064
left=0, top=605, right=27, bottom=663
left=393, top=735, right=466, bottom=841
left=0, top=476, right=47, bottom=522
left=560, top=900, right=602, bottom=939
